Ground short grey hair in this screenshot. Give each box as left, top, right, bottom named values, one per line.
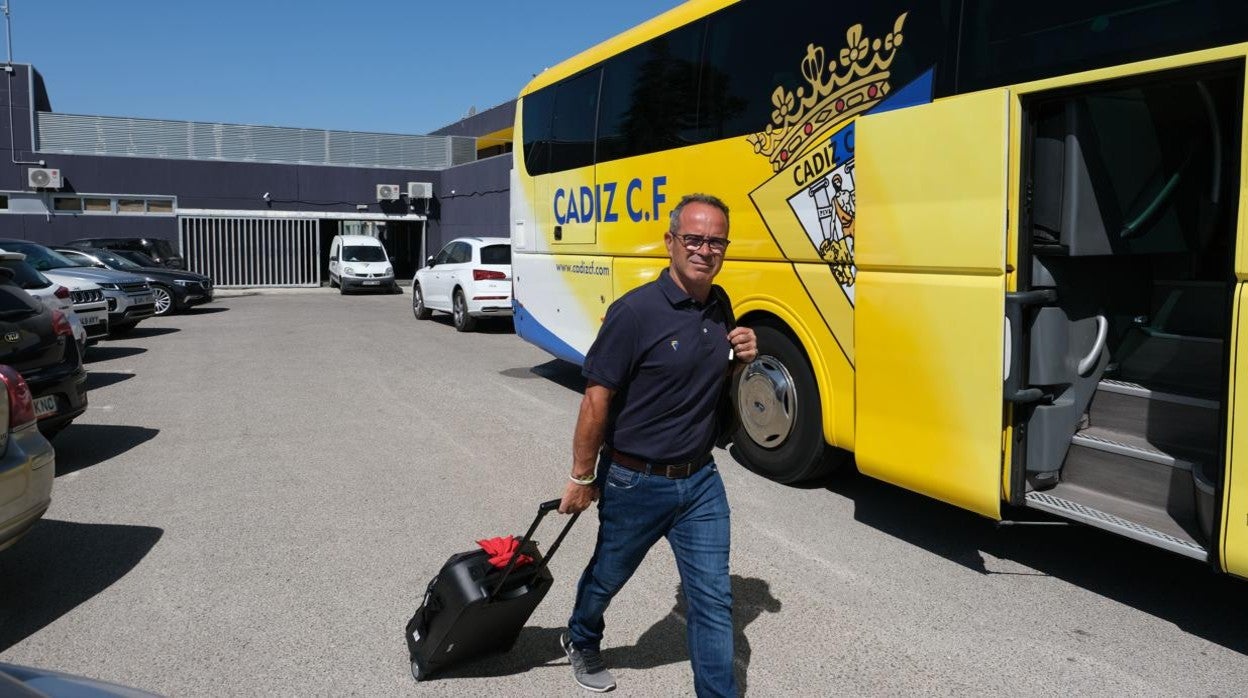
left=668, top=193, right=730, bottom=235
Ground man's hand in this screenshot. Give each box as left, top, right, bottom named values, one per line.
left=728, top=326, right=758, bottom=364
left=560, top=381, right=614, bottom=515
left=559, top=480, right=599, bottom=514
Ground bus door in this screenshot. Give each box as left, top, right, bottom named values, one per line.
left=1227, top=283, right=1248, bottom=577
left=1006, top=64, right=1238, bottom=564
left=544, top=68, right=601, bottom=247
left=853, top=89, right=1011, bottom=519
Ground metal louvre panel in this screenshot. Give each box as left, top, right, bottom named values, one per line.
left=39, top=112, right=458, bottom=169
left=450, top=136, right=476, bottom=165
left=179, top=216, right=319, bottom=288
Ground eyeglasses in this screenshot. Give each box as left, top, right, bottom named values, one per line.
left=673, top=234, right=730, bottom=253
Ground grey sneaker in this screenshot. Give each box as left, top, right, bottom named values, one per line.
left=560, top=631, right=616, bottom=692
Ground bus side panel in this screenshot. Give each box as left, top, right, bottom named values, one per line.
left=611, top=257, right=668, bottom=304
left=1223, top=283, right=1248, bottom=578
left=854, top=89, right=1010, bottom=519
left=512, top=252, right=614, bottom=364
left=543, top=165, right=598, bottom=248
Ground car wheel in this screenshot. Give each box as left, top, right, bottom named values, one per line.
left=452, top=289, right=476, bottom=332
left=339, top=281, right=348, bottom=296
left=730, top=324, right=846, bottom=484
left=329, top=274, right=338, bottom=289
left=412, top=284, right=432, bottom=320
left=151, top=285, right=175, bottom=316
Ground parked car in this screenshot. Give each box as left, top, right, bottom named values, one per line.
left=0, top=661, right=160, bottom=697
left=0, top=240, right=156, bottom=335
left=0, top=251, right=108, bottom=352
left=328, top=234, right=397, bottom=294
left=65, top=236, right=184, bottom=269
left=109, top=249, right=161, bottom=267
left=0, top=364, right=55, bottom=552
left=412, top=237, right=512, bottom=332
left=56, top=247, right=214, bottom=316
left=0, top=270, right=87, bottom=438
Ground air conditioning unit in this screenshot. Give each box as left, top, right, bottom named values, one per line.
left=376, top=184, right=402, bottom=201
left=407, top=181, right=433, bottom=200
left=28, top=167, right=62, bottom=189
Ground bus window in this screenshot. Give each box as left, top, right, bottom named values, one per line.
left=597, top=22, right=704, bottom=163
left=700, top=0, right=951, bottom=142
left=521, top=87, right=555, bottom=176
left=549, top=68, right=601, bottom=173
left=957, top=0, right=1248, bottom=94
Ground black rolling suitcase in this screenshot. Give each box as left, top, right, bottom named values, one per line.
left=405, top=498, right=579, bottom=681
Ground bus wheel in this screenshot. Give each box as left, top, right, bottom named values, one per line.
left=731, top=324, right=839, bottom=484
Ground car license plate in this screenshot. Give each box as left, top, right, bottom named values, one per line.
left=363, top=280, right=380, bottom=286
left=81, top=315, right=100, bottom=325
left=135, top=295, right=154, bottom=304
left=33, top=395, right=56, bottom=419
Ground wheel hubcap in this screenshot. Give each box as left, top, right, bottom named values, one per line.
left=737, top=355, right=797, bottom=449
left=153, top=288, right=171, bottom=314
left=413, top=290, right=423, bottom=313
left=454, top=296, right=464, bottom=323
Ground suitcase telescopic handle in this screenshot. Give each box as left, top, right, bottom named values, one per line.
left=488, top=499, right=580, bottom=601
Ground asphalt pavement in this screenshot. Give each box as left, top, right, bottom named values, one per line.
left=0, top=288, right=1244, bottom=696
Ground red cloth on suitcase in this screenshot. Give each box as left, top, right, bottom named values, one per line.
left=476, top=535, right=533, bottom=569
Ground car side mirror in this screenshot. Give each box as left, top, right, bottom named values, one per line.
left=426, top=256, right=436, bottom=267
left=330, top=255, right=338, bottom=262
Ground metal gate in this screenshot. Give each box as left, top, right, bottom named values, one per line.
left=179, top=216, right=320, bottom=287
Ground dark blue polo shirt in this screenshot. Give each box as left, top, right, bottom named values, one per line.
left=583, top=271, right=732, bottom=464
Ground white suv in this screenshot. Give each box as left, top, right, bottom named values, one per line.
left=412, top=237, right=511, bottom=332
left=0, top=251, right=108, bottom=352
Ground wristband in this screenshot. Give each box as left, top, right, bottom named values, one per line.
left=568, top=471, right=597, bottom=486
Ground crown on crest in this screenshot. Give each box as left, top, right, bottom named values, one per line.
left=747, top=13, right=907, bottom=172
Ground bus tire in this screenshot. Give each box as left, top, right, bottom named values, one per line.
left=730, top=324, right=841, bottom=484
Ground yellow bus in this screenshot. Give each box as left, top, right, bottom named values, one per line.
left=510, top=0, right=1248, bottom=576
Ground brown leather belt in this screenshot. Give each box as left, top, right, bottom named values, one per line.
left=610, top=449, right=712, bottom=479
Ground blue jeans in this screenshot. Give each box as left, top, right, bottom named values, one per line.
left=568, top=457, right=736, bottom=698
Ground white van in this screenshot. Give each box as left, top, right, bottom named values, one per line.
left=328, top=235, right=396, bottom=294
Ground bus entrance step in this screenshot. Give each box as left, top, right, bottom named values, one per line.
left=1023, top=491, right=1207, bottom=561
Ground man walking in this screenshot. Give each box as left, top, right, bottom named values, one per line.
left=558, top=193, right=757, bottom=696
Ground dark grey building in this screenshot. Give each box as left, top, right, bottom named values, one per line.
left=0, top=64, right=514, bottom=285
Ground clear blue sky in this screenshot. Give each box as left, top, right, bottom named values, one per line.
left=14, top=0, right=684, bottom=135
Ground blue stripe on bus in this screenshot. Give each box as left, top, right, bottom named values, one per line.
left=870, top=68, right=934, bottom=115
left=513, top=300, right=586, bottom=365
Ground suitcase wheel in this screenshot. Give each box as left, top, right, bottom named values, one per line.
left=411, top=658, right=426, bottom=682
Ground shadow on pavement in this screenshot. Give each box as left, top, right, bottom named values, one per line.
left=53, top=424, right=160, bottom=477
left=512, top=359, right=583, bottom=394
left=181, top=306, right=230, bottom=315
left=84, top=345, right=147, bottom=364
left=429, top=315, right=515, bottom=335
left=439, top=575, right=778, bottom=690
left=818, top=471, right=1248, bottom=655
left=84, top=371, right=135, bottom=391
left=0, top=519, right=163, bottom=651
left=605, top=576, right=780, bottom=694
left=119, top=326, right=180, bottom=339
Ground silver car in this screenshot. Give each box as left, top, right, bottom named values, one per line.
left=0, top=364, right=55, bottom=552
